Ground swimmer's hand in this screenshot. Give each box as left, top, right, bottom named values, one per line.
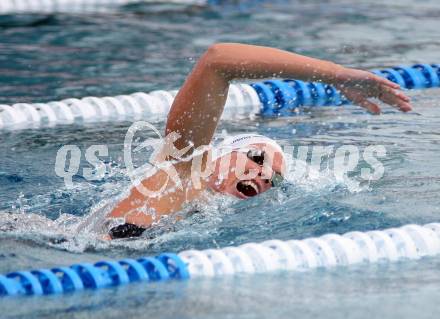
left=334, top=68, right=412, bottom=114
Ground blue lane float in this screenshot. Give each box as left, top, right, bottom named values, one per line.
left=0, top=63, right=440, bottom=130
left=2, top=222, right=440, bottom=298
left=253, top=63, right=440, bottom=116
left=0, top=254, right=188, bottom=297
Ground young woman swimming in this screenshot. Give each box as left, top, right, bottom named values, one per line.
left=106, top=43, right=412, bottom=239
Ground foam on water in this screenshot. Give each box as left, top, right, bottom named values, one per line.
left=0, top=152, right=342, bottom=255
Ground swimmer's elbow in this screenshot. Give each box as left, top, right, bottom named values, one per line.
left=199, top=43, right=234, bottom=79
left=203, top=43, right=225, bottom=59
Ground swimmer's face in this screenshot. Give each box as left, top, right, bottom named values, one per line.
left=207, top=143, right=286, bottom=199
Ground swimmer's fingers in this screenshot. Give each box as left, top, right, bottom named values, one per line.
left=377, top=86, right=413, bottom=112
left=337, top=69, right=412, bottom=113
left=343, top=90, right=381, bottom=114
left=357, top=98, right=381, bottom=114
left=372, top=74, right=401, bottom=89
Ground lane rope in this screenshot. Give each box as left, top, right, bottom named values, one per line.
left=0, top=63, right=439, bottom=130
left=0, top=0, right=212, bottom=14
left=1, top=222, right=439, bottom=297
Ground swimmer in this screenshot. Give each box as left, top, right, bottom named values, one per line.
left=106, top=43, right=412, bottom=239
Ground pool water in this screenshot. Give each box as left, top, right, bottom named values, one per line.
left=1, top=0, right=440, bottom=318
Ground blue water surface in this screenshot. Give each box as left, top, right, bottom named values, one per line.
left=0, top=0, right=440, bottom=318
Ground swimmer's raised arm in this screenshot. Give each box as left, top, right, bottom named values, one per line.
left=108, top=43, right=413, bottom=233
left=167, top=43, right=412, bottom=152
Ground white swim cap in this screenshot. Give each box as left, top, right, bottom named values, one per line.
left=213, top=133, right=285, bottom=162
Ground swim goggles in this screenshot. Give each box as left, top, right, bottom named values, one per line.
left=236, top=148, right=284, bottom=187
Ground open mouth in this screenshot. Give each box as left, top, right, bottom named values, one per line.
left=236, top=180, right=259, bottom=197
